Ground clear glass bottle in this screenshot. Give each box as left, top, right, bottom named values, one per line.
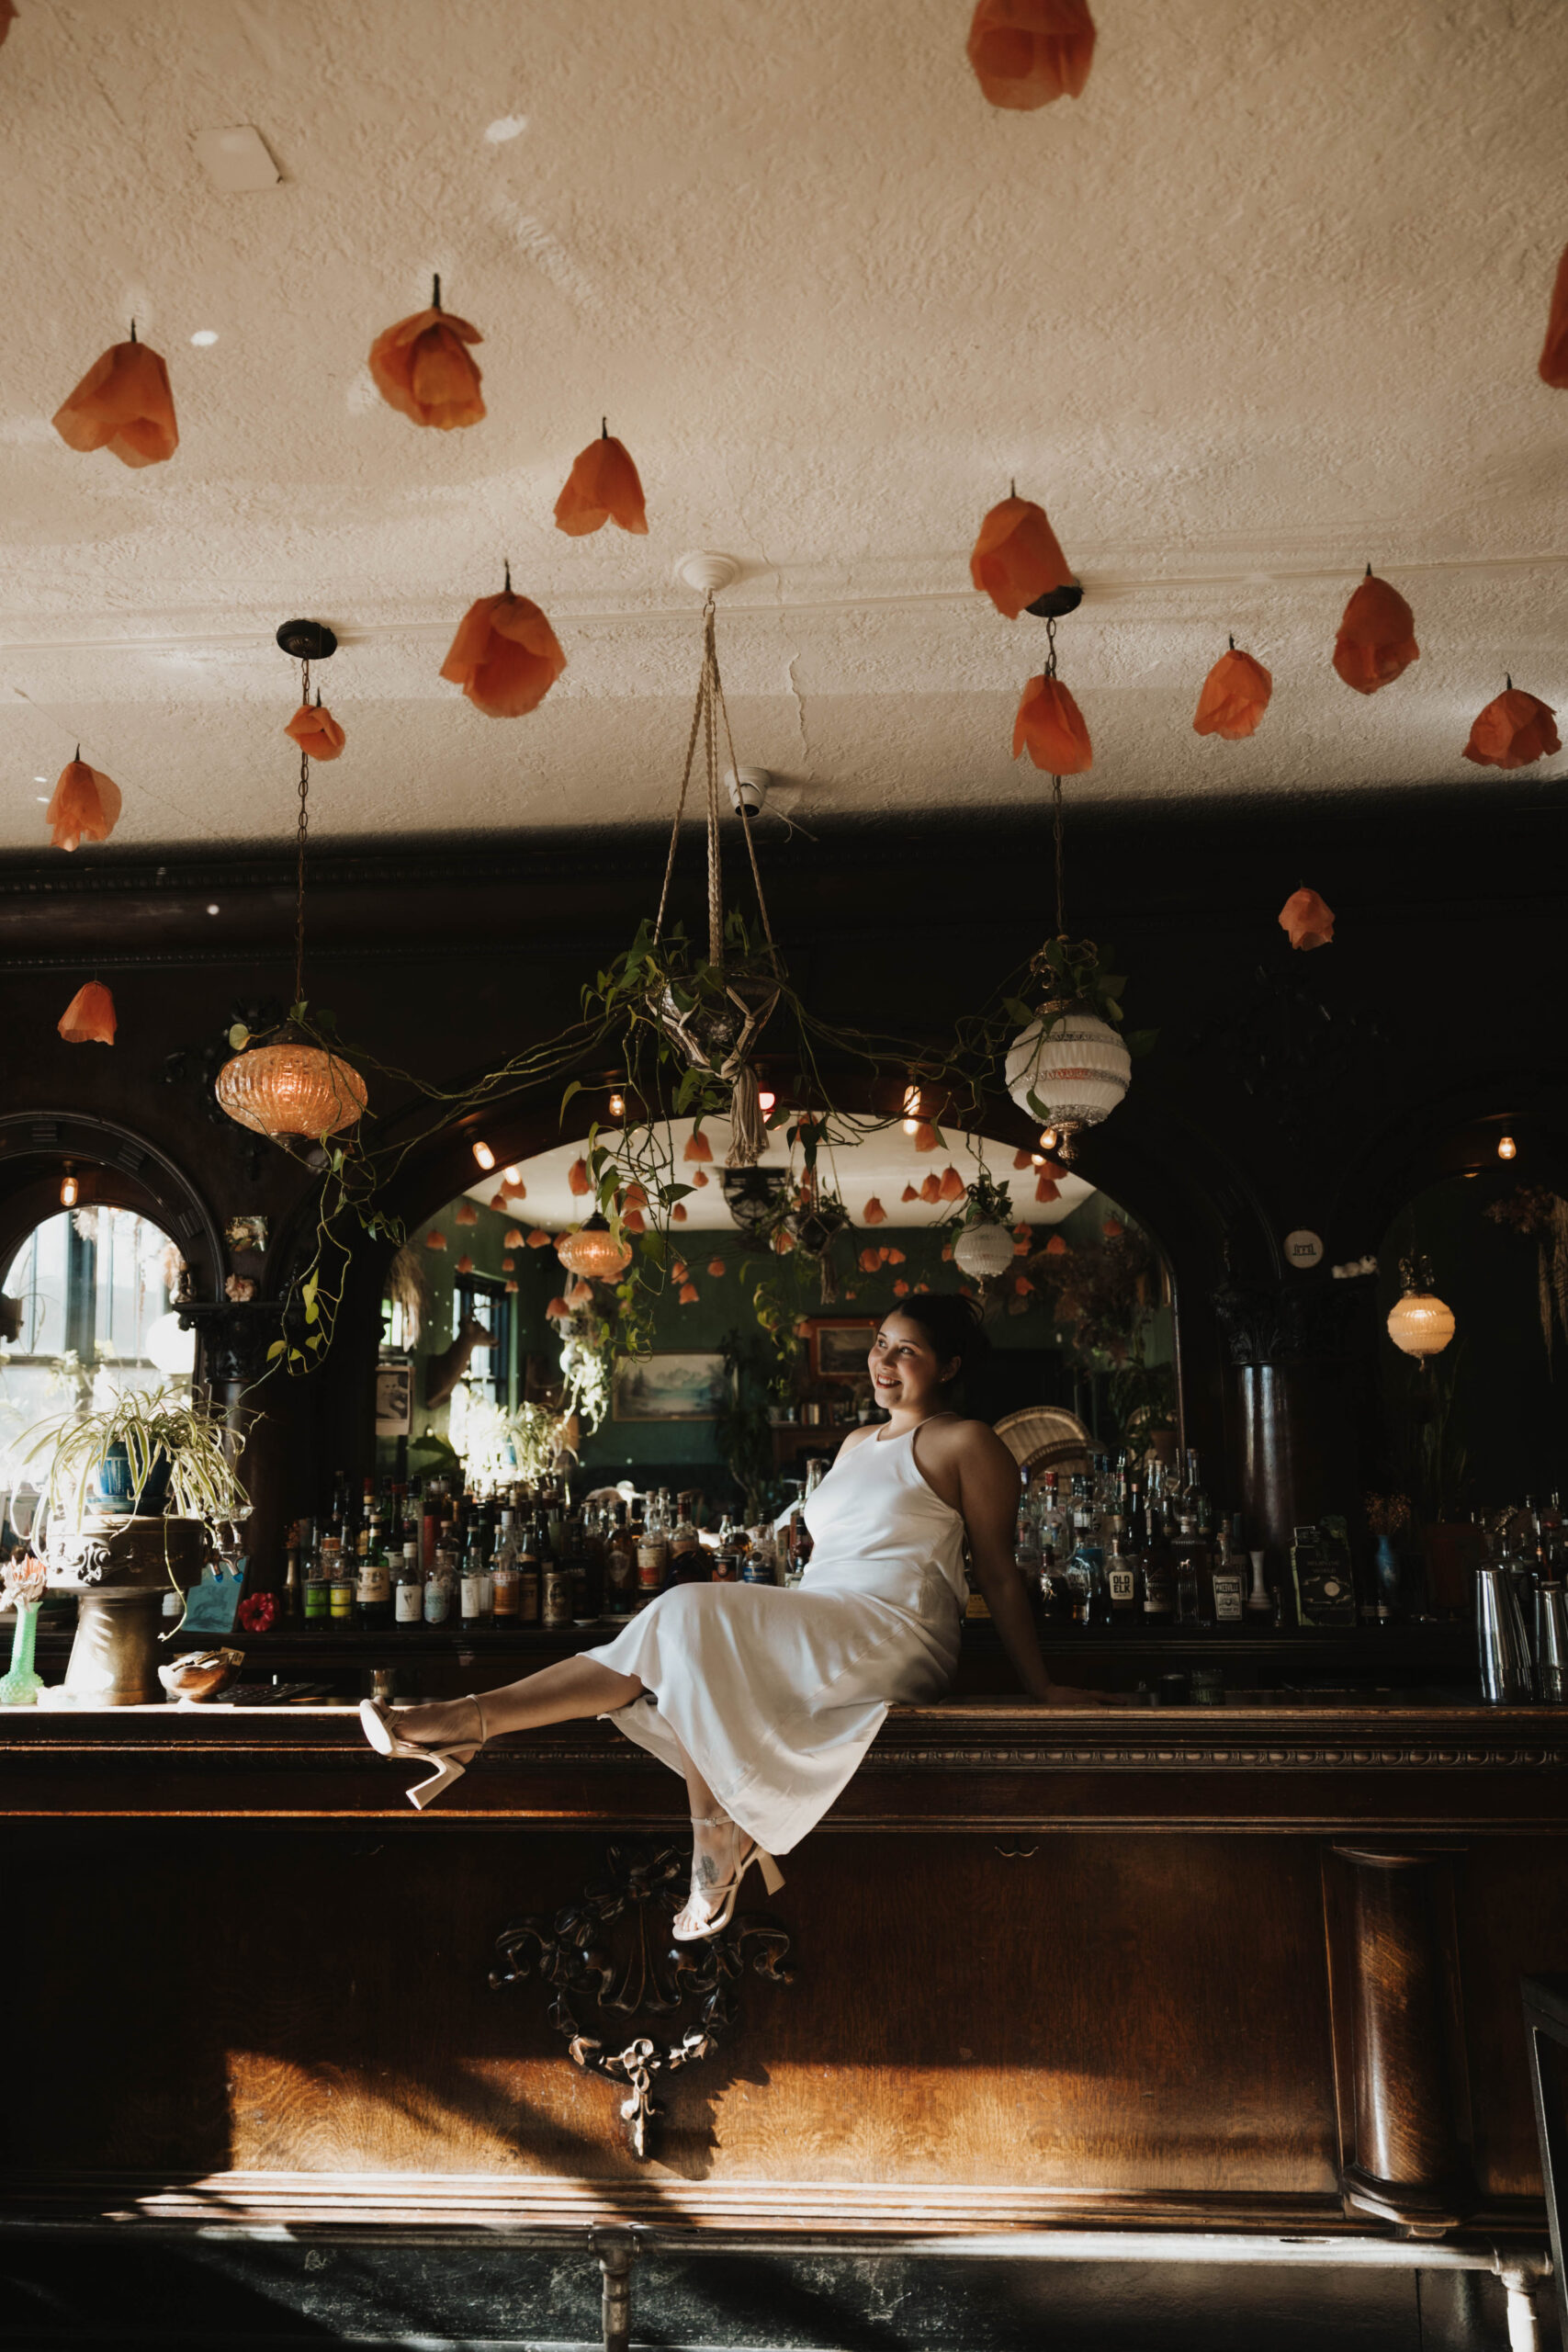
left=637, top=1490, right=669, bottom=1600
left=394, top=1540, right=424, bottom=1627
left=491, top=1537, right=520, bottom=1624
left=460, top=1534, right=491, bottom=1629
left=1105, top=1522, right=1138, bottom=1622
left=1014, top=1485, right=1043, bottom=1587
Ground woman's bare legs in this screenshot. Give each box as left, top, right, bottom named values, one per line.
left=671, top=1731, right=755, bottom=1938
left=391, top=1656, right=644, bottom=1747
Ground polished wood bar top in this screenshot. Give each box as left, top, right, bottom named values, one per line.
left=3, top=1697, right=1566, bottom=1832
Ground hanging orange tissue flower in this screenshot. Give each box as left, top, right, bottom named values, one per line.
left=622, top=1182, right=649, bottom=1210
left=859, top=1248, right=882, bottom=1274
left=1045, top=1234, right=1069, bottom=1257
left=1035, top=1172, right=1059, bottom=1202
left=1014, top=1237, right=1030, bottom=1255
left=901, top=1183, right=919, bottom=1203
left=1462, top=684, right=1562, bottom=772
left=526, top=1228, right=553, bottom=1248
left=1540, top=245, right=1568, bottom=389
left=425, top=1230, right=447, bottom=1251
left=455, top=1199, right=478, bottom=1226
left=939, top=1167, right=965, bottom=1202
left=692, top=1167, right=709, bottom=1188
left=57, top=981, right=116, bottom=1046
left=1332, top=571, right=1418, bottom=695
left=887, top=1247, right=907, bottom=1264
left=1279, top=887, right=1335, bottom=952
left=441, top=580, right=566, bottom=719
left=678, top=1282, right=699, bottom=1305
left=893, top=1278, right=910, bottom=1297
left=285, top=700, right=345, bottom=762
left=863, top=1196, right=887, bottom=1225
left=671, top=1204, right=688, bottom=1223
left=568, top=1159, right=591, bottom=1196
left=1014, top=1274, right=1035, bottom=1296
left=1012, top=1147, right=1032, bottom=1170
left=624, top=1207, right=647, bottom=1233
left=970, top=496, right=1071, bottom=619
left=913, top=1121, right=940, bottom=1153
left=504, top=1227, right=525, bottom=1248
left=707, top=1258, right=727, bottom=1278
left=52, top=333, right=178, bottom=468
left=456, top=1253, right=474, bottom=1274
left=1013, top=674, right=1092, bottom=772
left=773, top=1228, right=795, bottom=1254
left=967, top=0, right=1096, bottom=109
left=554, top=423, right=648, bottom=537
left=683, top=1129, right=714, bottom=1163
left=489, top=1192, right=506, bottom=1209
left=546, top=1295, right=569, bottom=1319
left=502, top=1255, right=515, bottom=1272
left=45, top=756, right=121, bottom=853
left=504, top=1279, right=519, bottom=1295
left=1193, top=645, right=1272, bottom=741
left=368, top=281, right=485, bottom=430
left=1103, top=1217, right=1123, bottom=1238
left=919, top=1173, right=943, bottom=1204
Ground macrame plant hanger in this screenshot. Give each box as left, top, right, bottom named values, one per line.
left=651, top=594, right=781, bottom=1166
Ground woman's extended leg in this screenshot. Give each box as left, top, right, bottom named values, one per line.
left=391, top=1655, right=645, bottom=1747
left=671, top=1732, right=760, bottom=1938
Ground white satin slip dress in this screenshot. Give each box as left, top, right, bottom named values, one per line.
left=584, top=1422, right=967, bottom=1855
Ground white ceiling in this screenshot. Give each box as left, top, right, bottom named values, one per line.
left=460, top=1122, right=1094, bottom=1231
left=3, top=0, right=1566, bottom=854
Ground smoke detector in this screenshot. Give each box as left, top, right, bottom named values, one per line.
left=727, top=766, right=770, bottom=815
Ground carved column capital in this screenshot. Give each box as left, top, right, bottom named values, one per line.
left=177, top=1299, right=285, bottom=1388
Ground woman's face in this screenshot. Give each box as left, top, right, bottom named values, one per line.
left=868, top=1314, right=958, bottom=1414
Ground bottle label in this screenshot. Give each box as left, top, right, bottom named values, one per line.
left=357, top=1562, right=389, bottom=1606
left=1212, top=1572, right=1245, bottom=1623
left=542, top=1568, right=573, bottom=1626
left=1108, top=1565, right=1135, bottom=1604
left=423, top=1579, right=450, bottom=1625
left=518, top=1571, right=539, bottom=1623
left=460, top=1572, right=484, bottom=1621
left=492, top=1571, right=519, bottom=1621
left=303, top=1584, right=328, bottom=1622
left=395, top=1581, right=423, bottom=1623
left=330, top=1582, right=355, bottom=1620
left=637, top=1540, right=667, bottom=1591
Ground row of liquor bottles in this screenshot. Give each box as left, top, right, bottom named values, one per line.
left=1016, top=1452, right=1347, bottom=1630
left=282, top=1474, right=789, bottom=1631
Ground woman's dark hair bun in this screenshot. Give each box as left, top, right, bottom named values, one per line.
left=885, top=1289, right=989, bottom=1380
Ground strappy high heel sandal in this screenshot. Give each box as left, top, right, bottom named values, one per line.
left=358, top=1691, right=488, bottom=1810
left=673, top=1810, right=784, bottom=1943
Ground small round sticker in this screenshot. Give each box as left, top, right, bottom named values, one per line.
left=1284, top=1228, right=1325, bottom=1270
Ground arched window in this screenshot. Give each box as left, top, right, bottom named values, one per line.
left=0, top=1206, right=193, bottom=1437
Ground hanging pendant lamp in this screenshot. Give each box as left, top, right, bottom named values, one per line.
left=557, top=1215, right=632, bottom=1282
left=953, top=1222, right=1015, bottom=1282
left=1386, top=1254, right=1455, bottom=1360
left=217, top=621, right=368, bottom=1141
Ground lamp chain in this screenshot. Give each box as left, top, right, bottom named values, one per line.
left=1043, top=616, right=1066, bottom=937
left=294, top=656, right=310, bottom=1012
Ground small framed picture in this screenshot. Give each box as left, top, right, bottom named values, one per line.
left=612, top=1352, right=732, bottom=1423
left=807, top=1317, right=876, bottom=1383
left=376, top=1362, right=412, bottom=1436
left=225, top=1214, right=269, bottom=1255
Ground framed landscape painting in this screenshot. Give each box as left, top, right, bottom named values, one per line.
left=612, top=1351, right=732, bottom=1423
left=807, top=1317, right=877, bottom=1383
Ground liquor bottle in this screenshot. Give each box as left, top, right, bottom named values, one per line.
left=671, top=1495, right=705, bottom=1584
left=394, top=1541, right=424, bottom=1627
left=1141, top=1471, right=1175, bottom=1625
left=1035, top=1472, right=1067, bottom=1566
left=1062, top=1537, right=1105, bottom=1628
left=423, top=1540, right=453, bottom=1626
left=328, top=1536, right=356, bottom=1626
left=460, top=1533, right=491, bottom=1629
left=743, top=1525, right=779, bottom=1584
left=1210, top=1519, right=1246, bottom=1628
left=604, top=1506, right=637, bottom=1614
left=282, top=1523, right=302, bottom=1621
left=491, top=1538, right=520, bottom=1625
left=541, top=1554, right=573, bottom=1628
left=356, top=1519, right=392, bottom=1629
left=637, top=1491, right=669, bottom=1601
left=517, top=1528, right=541, bottom=1625
left=1179, top=1449, right=1213, bottom=1539
left=358, top=1476, right=376, bottom=1565
left=301, top=1518, right=329, bottom=1626
left=1105, top=1524, right=1138, bottom=1623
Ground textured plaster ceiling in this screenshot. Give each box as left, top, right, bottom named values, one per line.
left=2, top=0, right=1566, bottom=854
left=459, top=1122, right=1095, bottom=1231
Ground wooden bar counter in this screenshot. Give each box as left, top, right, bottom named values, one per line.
left=2, top=1690, right=1565, bottom=2278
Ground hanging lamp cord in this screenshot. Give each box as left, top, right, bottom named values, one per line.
left=652, top=598, right=779, bottom=971
left=293, top=656, right=310, bottom=1012
left=1043, top=616, right=1066, bottom=937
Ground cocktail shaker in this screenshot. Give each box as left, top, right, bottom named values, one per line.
left=1476, top=1566, right=1533, bottom=1705
left=1534, top=1583, right=1568, bottom=1706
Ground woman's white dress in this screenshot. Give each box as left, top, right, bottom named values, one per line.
left=584, top=1425, right=966, bottom=1854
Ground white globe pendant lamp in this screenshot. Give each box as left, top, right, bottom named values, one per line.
left=1005, top=1005, right=1131, bottom=1158
left=1386, top=1254, right=1455, bottom=1360
left=953, top=1222, right=1015, bottom=1282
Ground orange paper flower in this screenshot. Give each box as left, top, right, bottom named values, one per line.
left=1279, top=887, right=1335, bottom=951
left=1035, top=1172, right=1059, bottom=1203
left=1461, top=684, right=1562, bottom=771
left=671, top=1261, right=689, bottom=1283
left=455, top=1199, right=478, bottom=1226
left=1540, top=244, right=1568, bottom=389
left=622, top=1182, right=649, bottom=1210
left=707, top=1258, right=728, bottom=1278
left=1332, top=571, right=1418, bottom=695
left=45, top=756, right=121, bottom=853
left=368, top=287, right=485, bottom=430
left=1013, top=674, right=1092, bottom=772
left=692, top=1167, right=709, bottom=1187
left=504, top=1278, right=518, bottom=1294
left=919, top=1173, right=943, bottom=1204
left=624, top=1207, right=647, bottom=1234
left=425, top=1230, right=447, bottom=1251
left=502, top=1256, right=515, bottom=1271
left=683, top=1130, right=714, bottom=1163
left=52, top=334, right=178, bottom=468
left=568, top=1158, right=591, bottom=1196
left=504, top=1227, right=525, bottom=1248
left=863, top=1196, right=887, bottom=1225
left=773, top=1229, right=795, bottom=1254
left=440, top=582, right=566, bottom=718
left=939, top=1167, right=965, bottom=1202
left=284, top=700, right=345, bottom=762
left=1012, top=1147, right=1032, bottom=1170
left=526, top=1228, right=553, bottom=1248
left=1045, top=1234, right=1069, bottom=1257
left=57, top=981, right=116, bottom=1046
left=1103, top=1217, right=1123, bottom=1238
left=554, top=424, right=648, bottom=537
left=546, top=1295, right=569, bottom=1319
left=456, top=1253, right=474, bottom=1274
left=893, top=1278, right=910, bottom=1296
left=970, top=496, right=1072, bottom=618
left=912, top=1121, right=940, bottom=1153
left=901, top=1183, right=919, bottom=1203
left=1193, top=646, right=1272, bottom=741
left=671, top=1203, right=688, bottom=1223
left=859, top=1248, right=881, bottom=1274
left=1014, top=1274, right=1035, bottom=1295
left=967, top=0, right=1096, bottom=108
left=887, top=1247, right=907, bottom=1265
left=678, top=1282, right=699, bottom=1305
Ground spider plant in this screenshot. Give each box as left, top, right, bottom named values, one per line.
left=15, top=1382, right=252, bottom=1542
